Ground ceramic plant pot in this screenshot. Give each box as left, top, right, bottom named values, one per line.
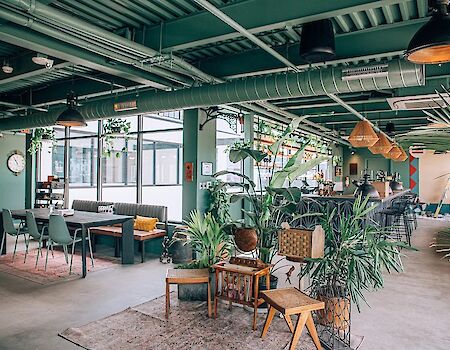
left=234, top=227, right=258, bottom=252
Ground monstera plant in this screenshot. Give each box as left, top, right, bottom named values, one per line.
left=214, top=117, right=329, bottom=265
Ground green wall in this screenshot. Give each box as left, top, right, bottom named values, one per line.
left=342, top=147, right=409, bottom=195
left=0, top=133, right=26, bottom=210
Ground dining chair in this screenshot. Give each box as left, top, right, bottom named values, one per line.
left=24, top=211, right=50, bottom=267
left=46, top=214, right=94, bottom=274
left=1, top=209, right=27, bottom=261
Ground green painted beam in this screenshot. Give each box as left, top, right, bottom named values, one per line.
left=138, top=0, right=408, bottom=52
left=0, top=23, right=175, bottom=89
left=194, top=19, right=427, bottom=78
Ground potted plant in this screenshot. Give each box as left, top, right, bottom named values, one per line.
left=300, top=195, right=408, bottom=331
left=28, top=127, right=56, bottom=154
left=177, top=210, right=234, bottom=301
left=213, top=117, right=329, bottom=288
left=102, top=118, right=131, bottom=157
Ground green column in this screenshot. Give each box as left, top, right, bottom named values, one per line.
left=182, top=108, right=216, bottom=219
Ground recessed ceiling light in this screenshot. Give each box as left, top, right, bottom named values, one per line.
left=2, top=61, right=13, bottom=74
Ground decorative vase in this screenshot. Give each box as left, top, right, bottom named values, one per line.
left=234, top=227, right=258, bottom=252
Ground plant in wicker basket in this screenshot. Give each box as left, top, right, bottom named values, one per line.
left=300, top=195, right=408, bottom=331
left=213, top=116, right=329, bottom=266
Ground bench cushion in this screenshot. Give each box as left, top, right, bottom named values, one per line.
left=90, top=226, right=166, bottom=241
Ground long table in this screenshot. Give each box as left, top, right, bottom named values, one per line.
left=3, top=209, right=134, bottom=277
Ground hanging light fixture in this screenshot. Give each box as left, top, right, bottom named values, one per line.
left=299, top=19, right=336, bottom=63
left=348, top=120, right=379, bottom=147
left=386, top=143, right=402, bottom=159
left=368, top=132, right=393, bottom=154
left=405, top=0, right=450, bottom=64
left=2, top=59, right=13, bottom=74
left=56, top=92, right=87, bottom=127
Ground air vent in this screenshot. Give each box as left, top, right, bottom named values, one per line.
left=387, top=93, right=450, bottom=110
left=342, top=64, right=389, bottom=81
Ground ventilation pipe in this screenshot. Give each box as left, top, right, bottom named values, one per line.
left=0, top=60, right=424, bottom=131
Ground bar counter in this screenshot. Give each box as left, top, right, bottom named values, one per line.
left=291, top=189, right=411, bottom=229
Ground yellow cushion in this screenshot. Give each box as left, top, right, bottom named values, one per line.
left=134, top=216, right=158, bottom=231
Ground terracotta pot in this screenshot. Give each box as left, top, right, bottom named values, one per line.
left=234, top=227, right=258, bottom=252
left=317, top=294, right=350, bottom=330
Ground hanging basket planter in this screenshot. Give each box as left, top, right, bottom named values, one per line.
left=368, top=133, right=393, bottom=154
left=348, top=120, right=379, bottom=148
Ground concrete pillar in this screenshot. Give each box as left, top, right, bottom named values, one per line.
left=182, top=108, right=216, bottom=220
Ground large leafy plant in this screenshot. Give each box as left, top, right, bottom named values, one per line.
left=181, top=210, right=233, bottom=269
left=300, top=195, right=407, bottom=311
left=102, top=118, right=131, bottom=157
left=28, top=128, right=56, bottom=154
left=214, top=117, right=329, bottom=264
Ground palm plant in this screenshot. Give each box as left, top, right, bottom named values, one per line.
left=182, top=210, right=234, bottom=269
left=301, top=195, right=407, bottom=312
left=214, top=116, right=329, bottom=264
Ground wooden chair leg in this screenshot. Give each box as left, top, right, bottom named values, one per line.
left=252, top=277, right=260, bottom=330
left=260, top=306, right=276, bottom=338
left=207, top=281, right=212, bottom=318
left=165, top=280, right=170, bottom=319
left=214, top=270, right=219, bottom=319
left=284, top=314, right=295, bottom=333
left=306, top=312, right=322, bottom=350
left=289, top=311, right=309, bottom=350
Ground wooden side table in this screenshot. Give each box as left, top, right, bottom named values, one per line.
left=165, top=268, right=211, bottom=319
left=260, top=287, right=325, bottom=350
left=212, top=257, right=271, bottom=330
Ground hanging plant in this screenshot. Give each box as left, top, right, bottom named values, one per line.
left=28, top=128, right=56, bottom=154
left=102, top=118, right=131, bottom=158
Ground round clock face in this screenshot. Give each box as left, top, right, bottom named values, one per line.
left=7, top=152, right=25, bottom=175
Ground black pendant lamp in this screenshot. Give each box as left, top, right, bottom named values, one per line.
left=56, top=92, right=86, bottom=127
left=406, top=0, right=450, bottom=64
left=299, top=19, right=336, bottom=63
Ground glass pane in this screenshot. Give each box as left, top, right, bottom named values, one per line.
left=142, top=140, right=154, bottom=185
left=216, top=118, right=244, bottom=183
left=142, top=186, right=182, bottom=222
left=69, top=137, right=97, bottom=186
left=39, top=140, right=64, bottom=181
left=143, top=113, right=183, bottom=131
left=155, top=145, right=179, bottom=185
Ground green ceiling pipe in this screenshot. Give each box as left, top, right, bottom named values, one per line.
left=2, top=0, right=215, bottom=84
left=0, top=60, right=424, bottom=131
left=0, top=5, right=193, bottom=87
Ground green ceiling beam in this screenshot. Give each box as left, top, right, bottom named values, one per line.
left=194, top=18, right=427, bottom=78
left=138, top=0, right=408, bottom=52
left=0, top=23, right=174, bottom=89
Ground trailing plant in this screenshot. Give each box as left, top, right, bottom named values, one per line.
left=102, top=118, right=131, bottom=157
left=28, top=128, right=56, bottom=154
left=213, top=116, right=329, bottom=264
left=207, top=180, right=232, bottom=227
left=178, top=210, right=233, bottom=269
left=300, top=195, right=408, bottom=312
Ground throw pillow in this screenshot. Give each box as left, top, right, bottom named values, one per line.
left=134, top=216, right=158, bottom=231
left=98, top=205, right=114, bottom=214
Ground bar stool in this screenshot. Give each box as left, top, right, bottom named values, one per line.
left=260, top=287, right=324, bottom=350
left=379, top=198, right=412, bottom=246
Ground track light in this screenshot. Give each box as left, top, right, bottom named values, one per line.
left=406, top=0, right=450, bottom=64
left=2, top=60, right=13, bottom=74
left=32, top=53, right=54, bottom=68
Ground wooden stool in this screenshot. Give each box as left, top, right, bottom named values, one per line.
left=260, top=287, right=324, bottom=350
left=165, top=268, right=212, bottom=319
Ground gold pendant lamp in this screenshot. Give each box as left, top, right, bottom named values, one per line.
left=348, top=120, right=379, bottom=147
left=386, top=143, right=402, bottom=159
left=368, top=133, right=393, bottom=154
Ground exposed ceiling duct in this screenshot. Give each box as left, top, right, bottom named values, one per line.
left=0, top=60, right=424, bottom=131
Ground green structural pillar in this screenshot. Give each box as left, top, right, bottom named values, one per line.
left=182, top=108, right=216, bottom=220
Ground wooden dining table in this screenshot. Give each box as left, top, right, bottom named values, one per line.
left=2, top=209, right=135, bottom=278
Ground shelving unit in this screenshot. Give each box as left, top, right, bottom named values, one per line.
left=34, top=179, right=65, bottom=209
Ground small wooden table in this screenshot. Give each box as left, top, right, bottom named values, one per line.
left=212, top=257, right=271, bottom=330
left=165, top=268, right=212, bottom=319
left=260, top=287, right=324, bottom=350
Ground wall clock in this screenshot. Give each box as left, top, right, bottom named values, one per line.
left=7, top=151, right=25, bottom=176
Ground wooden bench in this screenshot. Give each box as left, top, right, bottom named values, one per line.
left=72, top=200, right=168, bottom=263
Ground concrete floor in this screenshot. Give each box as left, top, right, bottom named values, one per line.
left=0, top=218, right=449, bottom=350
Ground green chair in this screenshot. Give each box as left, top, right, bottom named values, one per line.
left=46, top=214, right=94, bottom=274
left=24, top=211, right=50, bottom=267
left=1, top=209, right=27, bottom=261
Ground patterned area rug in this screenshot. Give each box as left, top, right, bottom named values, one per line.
left=0, top=248, right=119, bottom=284
left=60, top=294, right=318, bottom=350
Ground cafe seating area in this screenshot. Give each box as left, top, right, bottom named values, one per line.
left=1, top=1, right=450, bottom=349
